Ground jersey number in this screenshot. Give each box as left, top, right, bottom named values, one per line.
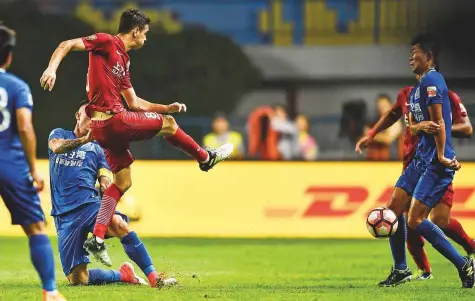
left=0, top=87, right=10, bottom=132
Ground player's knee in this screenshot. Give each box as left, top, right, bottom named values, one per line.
left=407, top=215, right=424, bottom=230
left=115, top=179, right=132, bottom=192
left=68, top=266, right=89, bottom=285
left=431, top=215, right=449, bottom=228
left=22, top=221, right=46, bottom=237
left=161, top=115, right=178, bottom=135
left=110, top=215, right=130, bottom=238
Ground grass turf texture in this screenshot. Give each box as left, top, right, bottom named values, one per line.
left=1, top=237, right=475, bottom=301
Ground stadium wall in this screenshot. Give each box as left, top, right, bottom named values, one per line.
left=2, top=161, right=475, bottom=238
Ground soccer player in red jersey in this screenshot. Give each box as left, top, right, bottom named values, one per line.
left=40, top=9, right=233, bottom=283
left=356, top=77, right=474, bottom=281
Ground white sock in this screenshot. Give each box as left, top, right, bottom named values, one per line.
left=45, top=290, right=58, bottom=296
left=200, top=153, right=210, bottom=164
left=95, top=236, right=104, bottom=244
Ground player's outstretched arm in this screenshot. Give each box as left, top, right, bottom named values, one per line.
left=121, top=88, right=186, bottom=113
left=40, top=38, right=85, bottom=91
left=48, top=131, right=91, bottom=154
left=355, top=105, right=402, bottom=154
left=16, top=108, right=44, bottom=191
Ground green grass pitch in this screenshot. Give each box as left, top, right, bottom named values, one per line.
left=1, top=237, right=475, bottom=301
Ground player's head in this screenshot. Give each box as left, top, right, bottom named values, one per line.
left=296, top=114, right=309, bottom=132
left=118, top=9, right=151, bottom=50
left=212, top=112, right=229, bottom=135
left=0, top=24, right=16, bottom=70
left=376, top=93, right=391, bottom=115
left=75, top=100, right=90, bottom=137
left=273, top=105, right=288, bottom=119
left=410, top=34, right=439, bottom=75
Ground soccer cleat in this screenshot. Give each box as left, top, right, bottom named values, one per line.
left=120, top=262, right=148, bottom=285
left=459, top=256, right=475, bottom=288
left=378, top=267, right=412, bottom=287
left=199, top=143, right=234, bottom=172
left=149, top=271, right=178, bottom=289
left=83, top=235, right=112, bottom=267
left=42, top=290, right=67, bottom=301
left=414, top=269, right=433, bottom=280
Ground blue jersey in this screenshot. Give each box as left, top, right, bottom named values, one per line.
left=48, top=129, right=111, bottom=216
left=409, top=69, right=455, bottom=166
left=0, top=68, right=33, bottom=167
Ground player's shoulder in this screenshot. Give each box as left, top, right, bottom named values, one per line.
left=48, top=128, right=72, bottom=139
left=448, top=90, right=462, bottom=103
left=422, top=70, right=446, bottom=86
left=0, top=71, right=30, bottom=91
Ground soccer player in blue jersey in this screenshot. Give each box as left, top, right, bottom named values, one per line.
left=0, top=25, right=67, bottom=301
left=378, top=34, right=475, bottom=288
left=48, top=100, right=177, bottom=288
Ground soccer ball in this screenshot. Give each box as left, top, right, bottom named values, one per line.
left=366, top=207, right=398, bottom=238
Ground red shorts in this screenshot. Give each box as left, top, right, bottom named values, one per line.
left=440, top=183, right=454, bottom=208
left=90, top=111, right=163, bottom=173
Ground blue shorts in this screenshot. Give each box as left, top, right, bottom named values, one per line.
left=395, top=158, right=454, bottom=208
left=0, top=165, right=44, bottom=225
left=53, top=201, right=129, bottom=276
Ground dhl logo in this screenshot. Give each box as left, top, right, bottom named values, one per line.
left=265, top=186, right=475, bottom=218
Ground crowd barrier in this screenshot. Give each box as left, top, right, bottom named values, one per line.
left=1, top=161, right=475, bottom=238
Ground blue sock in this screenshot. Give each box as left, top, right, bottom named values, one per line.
left=29, top=235, right=56, bottom=292
left=88, top=269, right=121, bottom=285
left=121, top=231, right=156, bottom=276
left=389, top=215, right=407, bottom=270
left=416, top=219, right=466, bottom=269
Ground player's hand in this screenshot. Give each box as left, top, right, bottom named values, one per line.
left=31, top=170, right=45, bottom=192
left=81, top=130, right=93, bottom=143
left=417, top=121, right=440, bottom=135
left=439, top=156, right=461, bottom=171
left=355, top=135, right=372, bottom=155
left=40, top=67, right=57, bottom=91
left=167, top=102, right=187, bottom=114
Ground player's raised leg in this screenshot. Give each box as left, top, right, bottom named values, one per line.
left=107, top=215, right=177, bottom=288
left=378, top=187, right=413, bottom=287
left=158, top=114, right=233, bottom=172
left=84, top=166, right=131, bottom=265
left=408, top=197, right=474, bottom=288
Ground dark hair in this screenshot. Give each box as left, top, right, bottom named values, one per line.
left=411, top=34, right=440, bottom=71
left=376, top=93, right=391, bottom=101
left=0, top=24, right=16, bottom=66
left=79, top=99, right=88, bottom=108
left=118, top=9, right=151, bottom=34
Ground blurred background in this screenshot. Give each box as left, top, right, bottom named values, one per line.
left=2, top=0, right=475, bottom=240
left=2, top=0, right=475, bottom=162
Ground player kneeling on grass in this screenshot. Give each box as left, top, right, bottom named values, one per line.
left=48, top=100, right=177, bottom=288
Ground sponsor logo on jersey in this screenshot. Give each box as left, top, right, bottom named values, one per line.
left=427, top=86, right=437, bottom=97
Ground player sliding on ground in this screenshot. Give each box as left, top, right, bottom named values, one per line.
left=48, top=100, right=177, bottom=288
left=40, top=9, right=233, bottom=266
left=0, top=24, right=67, bottom=301
left=357, top=34, right=474, bottom=288
left=356, top=79, right=474, bottom=280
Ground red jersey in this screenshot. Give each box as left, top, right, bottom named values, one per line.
left=81, top=33, right=132, bottom=115
left=396, top=87, right=468, bottom=169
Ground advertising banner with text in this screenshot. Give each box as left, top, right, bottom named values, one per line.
left=1, top=161, right=475, bottom=238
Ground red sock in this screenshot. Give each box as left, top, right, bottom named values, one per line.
left=443, top=218, right=475, bottom=254
left=407, top=227, right=431, bottom=272
left=165, top=128, right=208, bottom=162
left=93, top=184, right=123, bottom=240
